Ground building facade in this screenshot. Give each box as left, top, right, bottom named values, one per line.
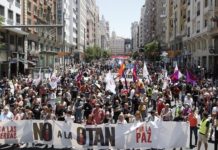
left=0, top=0, right=28, bottom=78
left=131, top=21, right=139, bottom=51
left=139, top=0, right=166, bottom=48
left=76, top=0, right=86, bottom=60
left=165, top=0, right=218, bottom=77
left=96, top=16, right=110, bottom=50
left=139, top=4, right=146, bottom=48
left=86, top=0, right=97, bottom=47
left=109, top=31, right=125, bottom=55
left=21, top=0, right=57, bottom=75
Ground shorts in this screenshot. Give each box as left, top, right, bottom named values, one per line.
left=198, top=133, right=208, bottom=143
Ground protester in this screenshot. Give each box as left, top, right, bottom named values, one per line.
left=188, top=108, right=198, bottom=148
left=197, top=112, right=210, bottom=150
left=0, top=59, right=217, bottom=149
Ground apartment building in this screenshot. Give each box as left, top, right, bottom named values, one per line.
left=0, top=0, right=28, bottom=78
left=109, top=31, right=125, bottom=55
left=56, top=0, right=77, bottom=66
left=86, top=0, right=97, bottom=48
left=183, top=0, right=218, bottom=76
left=131, top=21, right=139, bottom=51
left=165, top=0, right=186, bottom=61
left=139, top=4, right=146, bottom=48
left=166, top=0, right=218, bottom=76
left=75, top=0, right=86, bottom=61
left=96, top=16, right=110, bottom=50
left=21, top=0, right=57, bottom=74
left=139, top=0, right=166, bottom=49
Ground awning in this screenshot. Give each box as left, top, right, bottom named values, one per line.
left=5, top=28, right=29, bottom=35
left=57, top=51, right=71, bottom=57
left=15, top=58, right=36, bottom=65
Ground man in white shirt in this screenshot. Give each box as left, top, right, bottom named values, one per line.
left=184, top=93, right=193, bottom=107
left=0, top=105, right=14, bottom=121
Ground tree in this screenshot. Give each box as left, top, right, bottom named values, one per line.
left=132, top=51, right=139, bottom=60
left=84, top=46, right=110, bottom=62
left=144, top=41, right=160, bottom=61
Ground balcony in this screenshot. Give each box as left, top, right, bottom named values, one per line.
left=208, top=23, right=218, bottom=37
left=7, top=19, right=13, bottom=25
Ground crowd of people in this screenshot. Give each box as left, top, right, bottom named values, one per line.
left=0, top=59, right=217, bottom=150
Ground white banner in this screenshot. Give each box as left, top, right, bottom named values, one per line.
left=0, top=121, right=189, bottom=149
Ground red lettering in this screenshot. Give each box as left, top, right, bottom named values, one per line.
left=141, top=132, right=146, bottom=143
left=136, top=133, right=141, bottom=143
left=13, top=126, right=16, bottom=132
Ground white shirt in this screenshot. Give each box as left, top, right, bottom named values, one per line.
left=129, top=89, right=135, bottom=99
left=184, top=96, right=193, bottom=107
left=212, top=106, right=218, bottom=115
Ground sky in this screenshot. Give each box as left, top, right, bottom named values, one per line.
left=96, top=0, right=145, bottom=38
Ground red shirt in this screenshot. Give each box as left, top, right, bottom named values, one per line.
left=92, top=108, right=105, bottom=124
left=157, top=101, right=165, bottom=115
left=188, top=113, right=198, bottom=127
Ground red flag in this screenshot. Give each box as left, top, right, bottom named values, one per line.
left=118, top=63, right=125, bottom=77
left=75, top=71, right=83, bottom=82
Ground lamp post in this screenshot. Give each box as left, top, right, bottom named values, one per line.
left=8, top=57, right=11, bottom=79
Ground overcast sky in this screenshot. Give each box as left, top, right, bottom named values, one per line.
left=96, top=0, right=145, bottom=38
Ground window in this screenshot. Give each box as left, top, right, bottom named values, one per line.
left=16, top=14, right=20, bottom=24
left=205, top=0, right=208, bottom=7
left=8, top=10, right=13, bottom=20
left=204, top=19, right=208, bottom=27
left=18, top=37, right=22, bottom=46
left=16, top=0, right=20, bottom=3
left=216, top=0, right=218, bottom=7
left=187, top=27, right=190, bottom=37
left=0, top=5, right=4, bottom=17
left=34, top=5, right=37, bottom=15
left=197, top=21, right=200, bottom=33
left=187, top=10, right=190, bottom=22
left=27, top=1, right=31, bottom=12
left=10, top=35, right=14, bottom=45
left=197, top=2, right=200, bottom=16
left=27, top=18, right=31, bottom=24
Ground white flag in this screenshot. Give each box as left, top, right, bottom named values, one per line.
left=33, top=69, right=42, bottom=86
left=105, top=71, right=116, bottom=94
left=174, top=63, right=178, bottom=73
left=143, top=62, right=149, bottom=78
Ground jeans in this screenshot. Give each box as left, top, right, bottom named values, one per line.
left=190, top=126, right=198, bottom=147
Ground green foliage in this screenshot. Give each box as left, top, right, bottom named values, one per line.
left=132, top=51, right=139, bottom=60
left=84, top=46, right=110, bottom=62
left=144, top=41, right=159, bottom=52
left=144, top=41, right=160, bottom=61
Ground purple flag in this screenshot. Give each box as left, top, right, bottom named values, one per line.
left=186, top=70, right=197, bottom=85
